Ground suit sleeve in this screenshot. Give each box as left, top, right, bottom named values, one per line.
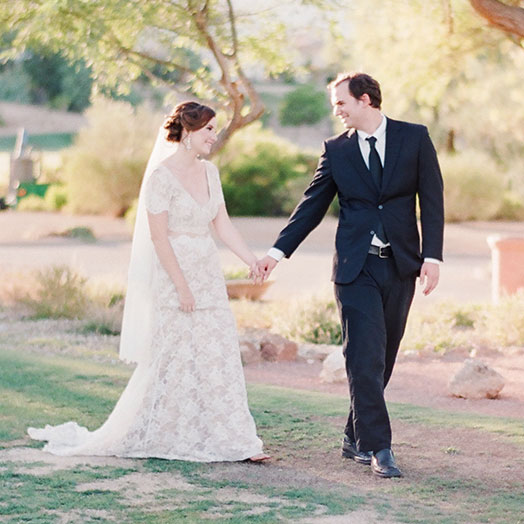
left=273, top=141, right=337, bottom=258
left=417, top=127, right=444, bottom=261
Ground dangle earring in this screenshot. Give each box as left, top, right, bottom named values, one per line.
left=184, top=133, right=192, bottom=151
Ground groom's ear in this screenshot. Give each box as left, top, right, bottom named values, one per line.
left=359, top=93, right=372, bottom=107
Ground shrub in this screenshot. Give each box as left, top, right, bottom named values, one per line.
left=401, top=302, right=478, bottom=353
left=52, top=227, right=96, bottom=242
left=230, top=294, right=342, bottom=344
left=124, top=198, right=138, bottom=230
left=0, top=64, right=32, bottom=103
left=215, top=123, right=317, bottom=216
left=279, top=84, right=330, bottom=126
left=13, top=265, right=90, bottom=319
left=3, top=266, right=125, bottom=330
left=479, top=291, right=524, bottom=347
left=440, top=151, right=523, bottom=222
left=44, top=184, right=68, bottom=210
left=16, top=195, right=48, bottom=212
left=62, top=97, right=161, bottom=216
left=274, top=295, right=342, bottom=345
left=82, top=303, right=123, bottom=335
left=223, top=266, right=250, bottom=280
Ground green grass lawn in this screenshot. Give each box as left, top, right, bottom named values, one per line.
left=1, top=345, right=523, bottom=523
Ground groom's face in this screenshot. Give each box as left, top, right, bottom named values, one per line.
left=331, top=81, right=365, bottom=130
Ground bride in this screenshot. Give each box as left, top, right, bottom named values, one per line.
left=28, top=102, right=269, bottom=462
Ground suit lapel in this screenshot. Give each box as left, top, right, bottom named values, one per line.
left=343, top=130, right=378, bottom=193
left=381, top=118, right=403, bottom=197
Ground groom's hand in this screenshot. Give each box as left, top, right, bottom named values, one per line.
left=257, top=256, right=278, bottom=281
left=248, top=261, right=264, bottom=285
left=419, top=262, right=439, bottom=296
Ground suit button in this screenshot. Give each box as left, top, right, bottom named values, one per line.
left=370, top=230, right=375, bottom=235
left=378, top=205, right=383, bottom=209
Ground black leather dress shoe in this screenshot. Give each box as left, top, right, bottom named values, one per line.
left=341, top=436, right=372, bottom=465
left=371, top=449, right=403, bottom=478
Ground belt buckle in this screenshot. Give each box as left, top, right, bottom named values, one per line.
left=378, top=246, right=388, bottom=258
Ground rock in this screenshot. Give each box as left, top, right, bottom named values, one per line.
left=320, top=349, right=347, bottom=384
left=260, top=333, right=298, bottom=362
left=448, top=358, right=505, bottom=399
left=298, top=343, right=341, bottom=362
left=239, top=340, right=262, bottom=365
left=238, top=327, right=270, bottom=348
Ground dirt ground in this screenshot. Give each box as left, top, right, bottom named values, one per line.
left=243, top=348, right=524, bottom=420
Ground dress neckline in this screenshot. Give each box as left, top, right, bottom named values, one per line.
left=161, top=161, right=211, bottom=208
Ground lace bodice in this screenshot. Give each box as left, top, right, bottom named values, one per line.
left=144, top=160, right=225, bottom=236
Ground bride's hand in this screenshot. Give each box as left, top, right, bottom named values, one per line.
left=178, top=285, right=196, bottom=313
left=248, top=261, right=263, bottom=285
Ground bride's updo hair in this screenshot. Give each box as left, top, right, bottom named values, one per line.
left=164, top=102, right=216, bottom=143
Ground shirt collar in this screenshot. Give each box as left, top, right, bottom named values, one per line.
left=355, top=114, right=387, bottom=141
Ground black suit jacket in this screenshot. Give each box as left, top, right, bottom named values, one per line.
left=273, top=118, right=444, bottom=283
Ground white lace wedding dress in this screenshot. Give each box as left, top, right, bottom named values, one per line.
left=28, top=161, right=264, bottom=462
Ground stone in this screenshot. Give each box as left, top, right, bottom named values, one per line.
left=260, top=333, right=298, bottom=362
left=298, top=343, right=341, bottom=362
left=319, top=349, right=347, bottom=384
left=239, top=340, right=262, bottom=366
left=238, top=327, right=270, bottom=348
left=448, top=358, right=505, bottom=399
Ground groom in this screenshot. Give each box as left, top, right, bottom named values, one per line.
left=258, top=73, right=444, bottom=478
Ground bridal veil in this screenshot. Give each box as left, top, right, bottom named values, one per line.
left=119, top=127, right=177, bottom=365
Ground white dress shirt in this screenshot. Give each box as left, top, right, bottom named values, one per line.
left=268, top=115, right=440, bottom=265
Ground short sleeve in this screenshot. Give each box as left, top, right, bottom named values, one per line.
left=144, top=167, right=171, bottom=214
left=209, top=162, right=225, bottom=206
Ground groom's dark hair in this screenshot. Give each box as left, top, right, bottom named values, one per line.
left=328, top=73, right=382, bottom=109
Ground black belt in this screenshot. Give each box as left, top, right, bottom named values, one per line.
left=368, top=245, right=393, bottom=258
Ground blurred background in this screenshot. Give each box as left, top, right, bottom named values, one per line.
left=0, top=0, right=523, bottom=349
left=0, top=0, right=522, bottom=221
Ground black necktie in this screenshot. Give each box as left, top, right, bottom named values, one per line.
left=366, top=136, right=388, bottom=243
left=366, top=136, right=382, bottom=190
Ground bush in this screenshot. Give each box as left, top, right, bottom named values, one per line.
left=279, top=84, right=330, bottom=126
left=215, top=123, right=317, bottom=216
left=440, top=151, right=523, bottom=222
left=480, top=291, right=524, bottom=347
left=16, top=195, right=48, bottom=212
left=52, top=227, right=96, bottom=242
left=273, top=295, right=342, bottom=345
left=12, top=266, right=90, bottom=319
left=3, top=266, right=125, bottom=330
left=62, top=97, right=161, bottom=216
left=223, top=266, right=250, bottom=280
left=44, top=184, right=68, bottom=210
left=0, top=64, right=32, bottom=103
left=124, top=198, right=138, bottom=230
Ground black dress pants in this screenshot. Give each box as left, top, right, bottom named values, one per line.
left=335, top=253, right=416, bottom=453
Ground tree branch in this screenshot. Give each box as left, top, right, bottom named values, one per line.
left=469, top=0, right=524, bottom=39
left=226, top=0, right=239, bottom=56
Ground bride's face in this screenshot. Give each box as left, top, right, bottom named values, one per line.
left=190, top=117, right=218, bottom=155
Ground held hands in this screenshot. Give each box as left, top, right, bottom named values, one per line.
left=248, top=256, right=278, bottom=284
left=419, top=262, right=439, bottom=296
left=255, top=255, right=278, bottom=282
